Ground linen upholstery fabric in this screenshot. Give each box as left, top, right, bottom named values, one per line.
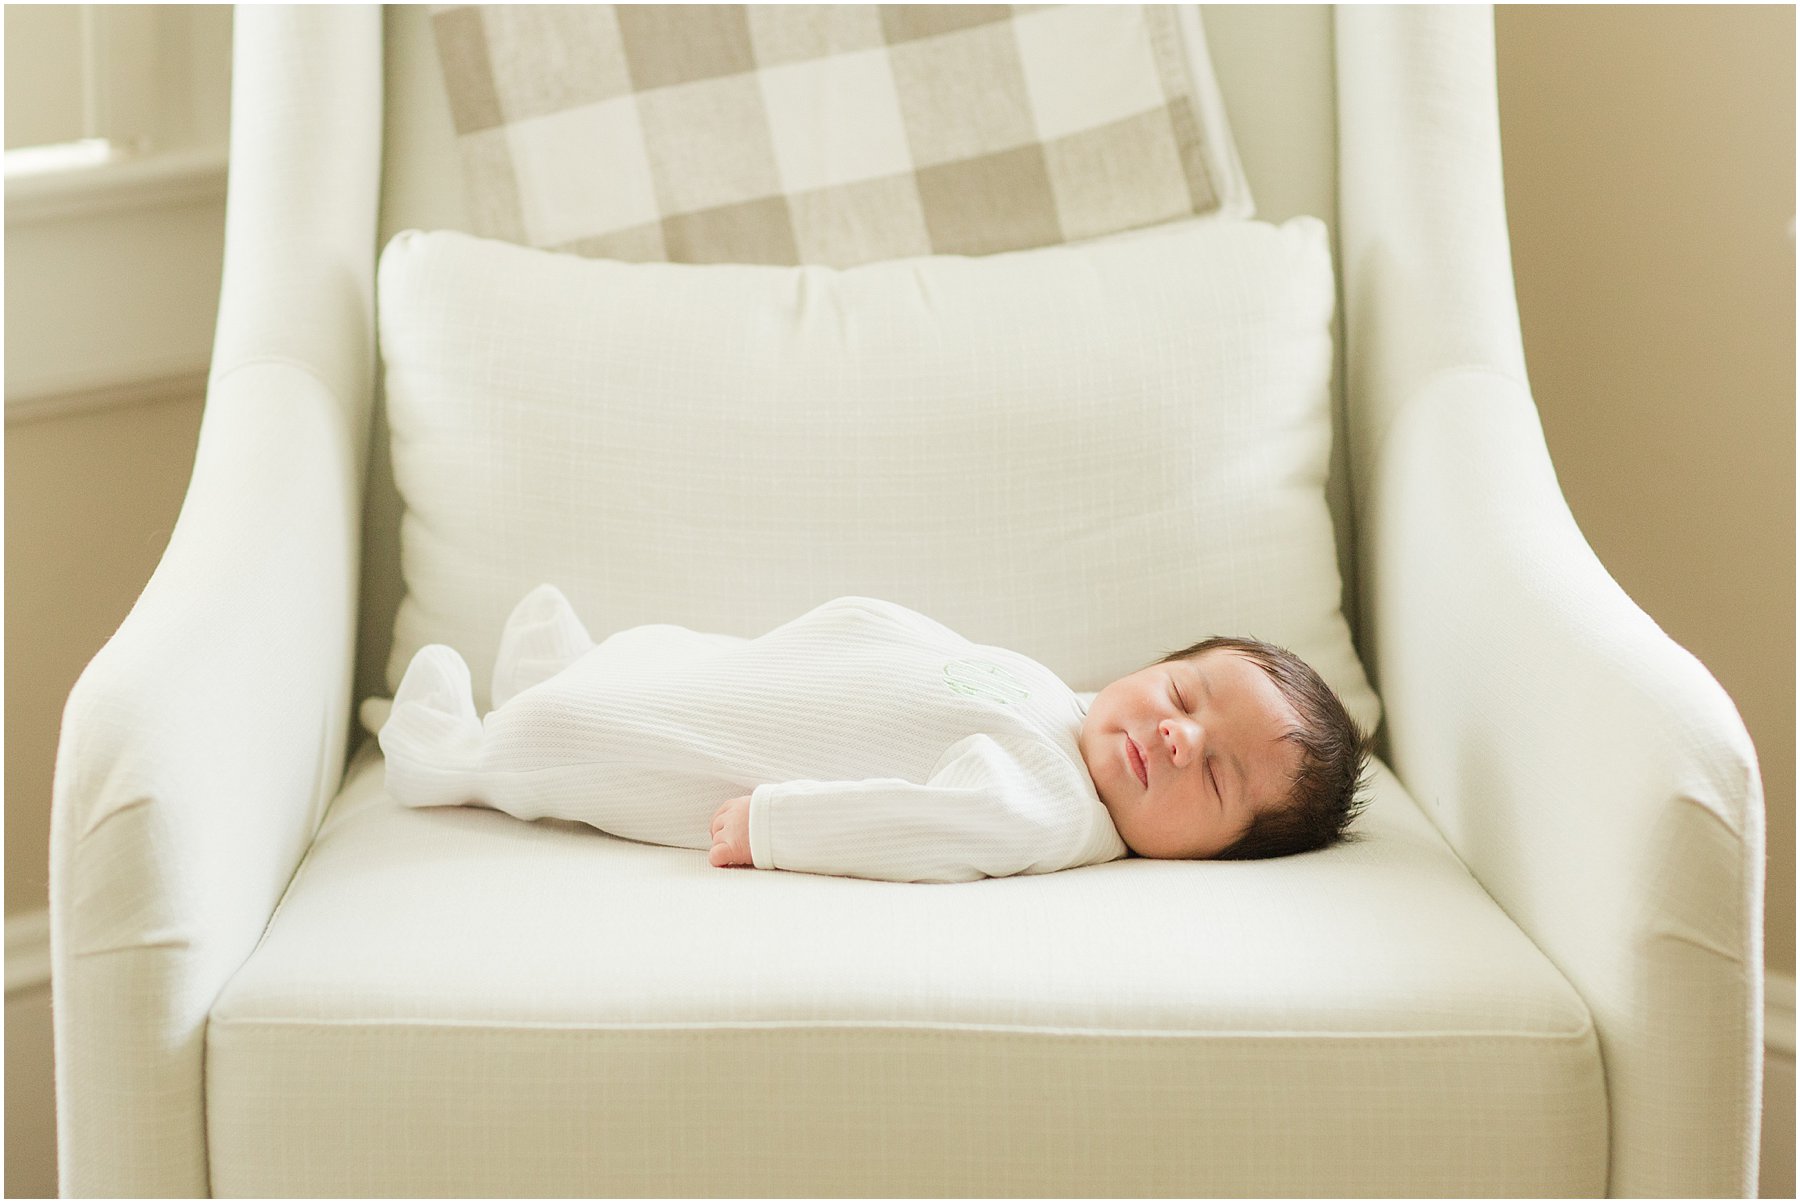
left=1335, top=8, right=1766, bottom=1195
left=375, top=217, right=1383, bottom=734
left=429, top=4, right=1252, bottom=265
left=46, top=6, right=382, bottom=1197
left=206, top=741, right=1605, bottom=1197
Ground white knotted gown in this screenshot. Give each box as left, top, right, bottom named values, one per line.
left=374, top=587, right=1128, bottom=883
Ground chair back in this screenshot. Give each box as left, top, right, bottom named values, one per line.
left=355, top=4, right=1353, bottom=713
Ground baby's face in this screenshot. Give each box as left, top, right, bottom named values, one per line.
left=1078, top=649, right=1302, bottom=859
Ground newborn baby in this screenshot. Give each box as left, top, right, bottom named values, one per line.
left=376, top=586, right=1370, bottom=883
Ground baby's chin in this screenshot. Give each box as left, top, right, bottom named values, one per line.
left=1076, top=738, right=1132, bottom=837
left=1075, top=724, right=1111, bottom=799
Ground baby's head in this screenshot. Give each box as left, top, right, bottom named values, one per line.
left=1077, top=637, right=1371, bottom=861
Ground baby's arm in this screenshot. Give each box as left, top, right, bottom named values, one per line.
left=729, top=735, right=1072, bottom=883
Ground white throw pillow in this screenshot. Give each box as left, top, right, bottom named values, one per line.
left=376, top=217, right=1381, bottom=733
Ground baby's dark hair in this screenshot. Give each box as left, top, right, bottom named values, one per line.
left=1155, top=636, right=1372, bottom=860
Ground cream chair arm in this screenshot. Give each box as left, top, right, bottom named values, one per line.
left=1363, top=369, right=1764, bottom=1199
left=1337, top=7, right=1764, bottom=1197
left=48, top=7, right=381, bottom=1196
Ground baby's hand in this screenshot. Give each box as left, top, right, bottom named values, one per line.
left=709, top=794, right=754, bottom=868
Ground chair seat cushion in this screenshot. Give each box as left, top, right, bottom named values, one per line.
left=206, top=740, right=1606, bottom=1197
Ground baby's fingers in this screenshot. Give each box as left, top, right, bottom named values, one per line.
left=710, top=835, right=747, bottom=867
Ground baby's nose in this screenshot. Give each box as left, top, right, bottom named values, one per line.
left=1160, top=719, right=1193, bottom=762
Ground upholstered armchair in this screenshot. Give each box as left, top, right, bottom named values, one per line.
left=51, top=4, right=1763, bottom=1196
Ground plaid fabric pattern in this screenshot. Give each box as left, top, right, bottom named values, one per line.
left=430, top=4, right=1243, bottom=265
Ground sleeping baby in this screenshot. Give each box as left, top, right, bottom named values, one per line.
left=374, top=585, right=1371, bottom=883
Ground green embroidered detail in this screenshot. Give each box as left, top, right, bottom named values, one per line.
left=943, top=658, right=1030, bottom=705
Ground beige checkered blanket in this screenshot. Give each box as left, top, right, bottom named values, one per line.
left=431, top=4, right=1251, bottom=266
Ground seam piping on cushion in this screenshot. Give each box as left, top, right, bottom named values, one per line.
left=206, top=1015, right=1600, bottom=1041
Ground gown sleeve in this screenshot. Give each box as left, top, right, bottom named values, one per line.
left=746, top=733, right=1085, bottom=883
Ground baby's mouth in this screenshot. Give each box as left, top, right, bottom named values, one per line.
left=1126, top=734, right=1149, bottom=788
